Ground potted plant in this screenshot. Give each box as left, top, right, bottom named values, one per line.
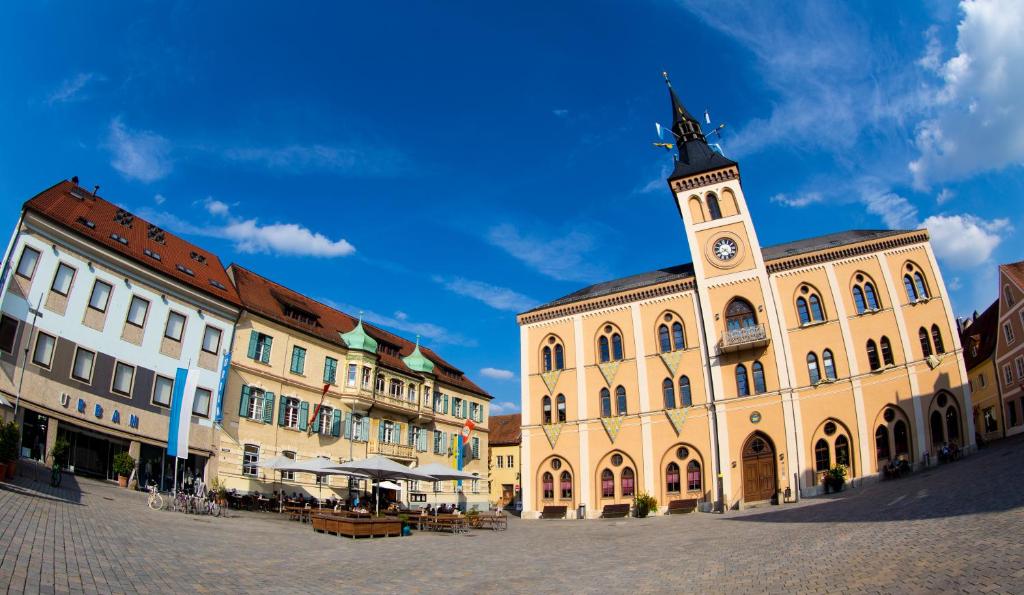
left=0, top=421, right=21, bottom=480
left=634, top=492, right=658, bottom=518
left=50, top=436, right=70, bottom=469
left=823, top=464, right=847, bottom=493
left=112, top=452, right=136, bottom=488
left=210, top=477, right=229, bottom=506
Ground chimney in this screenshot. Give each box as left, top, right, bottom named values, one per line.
left=71, top=176, right=79, bottom=186
left=92, top=185, right=100, bottom=196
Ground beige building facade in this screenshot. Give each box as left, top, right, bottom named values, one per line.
left=487, top=413, right=521, bottom=508
left=516, top=81, right=972, bottom=518
left=960, top=301, right=1003, bottom=442
left=995, top=262, right=1024, bottom=436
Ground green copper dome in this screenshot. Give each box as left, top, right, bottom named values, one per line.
left=403, top=336, right=435, bottom=374
left=340, top=314, right=378, bottom=353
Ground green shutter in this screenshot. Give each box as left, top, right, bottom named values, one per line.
left=262, top=392, right=274, bottom=424
left=298, top=401, right=309, bottom=431
left=443, top=395, right=448, bottom=414
left=360, top=419, right=369, bottom=442
left=278, top=394, right=287, bottom=426
left=395, top=423, right=402, bottom=444
left=344, top=413, right=352, bottom=438
left=262, top=336, right=273, bottom=364
left=239, top=385, right=251, bottom=416
left=408, top=424, right=415, bottom=446
left=247, top=331, right=258, bottom=359
left=332, top=409, right=341, bottom=437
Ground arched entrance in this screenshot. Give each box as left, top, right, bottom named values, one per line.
left=741, top=433, right=777, bottom=503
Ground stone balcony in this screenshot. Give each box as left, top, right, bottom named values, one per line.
left=719, top=323, right=770, bottom=353
left=369, top=441, right=416, bottom=461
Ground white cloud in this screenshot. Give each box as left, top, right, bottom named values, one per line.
left=861, top=188, right=920, bottom=229
left=435, top=276, right=536, bottom=312
left=319, top=299, right=476, bottom=347
left=488, top=401, right=519, bottom=414
left=635, top=163, right=672, bottom=194
left=480, top=367, right=515, bottom=381
left=936, top=188, right=955, bottom=205
left=552, top=109, right=569, bottom=118
left=948, top=276, right=963, bottom=291
left=224, top=143, right=404, bottom=176
left=909, top=0, right=1024, bottom=188
left=106, top=117, right=172, bottom=183
left=920, top=213, right=1010, bottom=267
left=488, top=223, right=605, bottom=282
left=202, top=198, right=230, bottom=217
left=393, top=311, right=409, bottom=321
left=222, top=219, right=355, bottom=257
left=153, top=193, right=166, bottom=205
left=47, top=73, right=102, bottom=105
left=770, top=192, right=825, bottom=208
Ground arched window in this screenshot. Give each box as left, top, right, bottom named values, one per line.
left=560, top=471, right=573, bottom=499
left=875, top=425, right=890, bottom=461
left=599, top=388, right=611, bottom=418
left=807, top=353, right=821, bottom=384
left=707, top=193, right=722, bottom=220
left=666, top=462, right=681, bottom=493
left=893, top=420, right=910, bottom=456
left=822, top=349, right=837, bottom=380
left=864, top=283, right=879, bottom=310
left=835, top=434, right=850, bottom=466
left=556, top=394, right=566, bottom=423
left=814, top=438, right=830, bottom=472
left=903, top=275, right=918, bottom=302
left=919, top=327, right=933, bottom=357
left=679, top=376, right=692, bottom=407
left=736, top=365, right=750, bottom=396
left=809, top=294, right=825, bottom=321
left=615, top=386, right=627, bottom=415
left=598, top=336, right=610, bottom=363
left=542, top=472, right=554, bottom=499
left=658, top=325, right=671, bottom=353
left=945, top=406, right=960, bottom=443
left=931, top=324, right=945, bottom=354
left=554, top=344, right=564, bottom=370
left=914, top=272, right=929, bottom=299
left=853, top=286, right=867, bottom=314
left=542, top=346, right=552, bottom=372
left=611, top=333, right=624, bottom=361
left=930, top=410, right=944, bottom=446
left=542, top=396, right=552, bottom=425
left=867, top=340, right=881, bottom=371
left=662, top=378, right=676, bottom=409
left=601, top=469, right=614, bottom=498
left=686, top=460, right=701, bottom=491
left=880, top=336, right=894, bottom=366
left=725, top=299, right=757, bottom=331
left=796, top=297, right=810, bottom=325
left=621, top=467, right=635, bottom=497
left=752, top=361, right=766, bottom=394
left=672, top=322, right=685, bottom=350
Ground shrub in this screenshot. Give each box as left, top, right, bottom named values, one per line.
left=0, top=421, right=20, bottom=462
left=51, top=436, right=70, bottom=467
left=112, top=452, right=136, bottom=477
left=634, top=492, right=658, bottom=518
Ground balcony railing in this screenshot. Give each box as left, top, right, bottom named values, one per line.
left=374, top=392, right=419, bottom=412
left=720, top=324, right=769, bottom=353
left=369, top=441, right=416, bottom=459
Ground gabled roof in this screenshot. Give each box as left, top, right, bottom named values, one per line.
left=228, top=265, right=490, bottom=399
left=1001, top=260, right=1024, bottom=290
left=524, top=229, right=915, bottom=314
left=488, top=413, right=521, bottom=446
left=961, top=300, right=1000, bottom=370
left=23, top=180, right=241, bottom=307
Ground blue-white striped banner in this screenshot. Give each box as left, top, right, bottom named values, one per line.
left=167, top=367, right=198, bottom=459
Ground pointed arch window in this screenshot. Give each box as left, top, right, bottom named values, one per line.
left=672, top=322, right=685, bottom=350
left=686, top=460, right=701, bottom=491
left=621, top=467, right=635, bottom=497
left=611, top=333, right=624, bottom=360
left=666, top=462, right=681, bottom=493
left=542, top=472, right=554, bottom=499
left=880, top=336, right=895, bottom=366
left=853, top=286, right=866, bottom=314
left=797, top=297, right=810, bottom=325
left=945, top=406, right=960, bottom=442
left=707, top=193, right=723, bottom=220
left=914, top=272, right=929, bottom=299
left=893, top=420, right=910, bottom=456
left=599, top=336, right=610, bottom=363
left=679, top=376, right=692, bottom=407
left=554, top=344, right=564, bottom=370
left=814, top=438, right=830, bottom=472
left=864, top=282, right=879, bottom=310
left=662, top=378, right=676, bottom=409
left=736, top=365, right=750, bottom=396
left=560, top=471, right=573, bottom=499
left=919, top=327, right=933, bottom=357
left=659, top=325, right=671, bottom=353
left=875, top=425, right=890, bottom=461
left=809, top=294, right=824, bottom=321
left=867, top=340, right=881, bottom=371
left=835, top=434, right=851, bottom=466
left=753, top=361, right=766, bottom=394
left=542, top=346, right=552, bottom=372
left=930, top=411, right=944, bottom=446
left=542, top=396, right=552, bottom=425
left=556, top=394, right=566, bottom=423
left=822, top=349, right=837, bottom=380
left=615, top=385, right=627, bottom=416
left=807, top=353, right=821, bottom=384
left=601, top=469, right=615, bottom=498
left=725, top=299, right=756, bottom=331
left=904, top=275, right=918, bottom=302
left=931, top=324, right=945, bottom=354
left=599, top=388, right=611, bottom=418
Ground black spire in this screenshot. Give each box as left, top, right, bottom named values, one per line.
left=662, top=72, right=736, bottom=180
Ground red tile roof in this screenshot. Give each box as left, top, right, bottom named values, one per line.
left=227, top=264, right=490, bottom=399
left=960, top=300, right=999, bottom=370
left=488, top=414, right=521, bottom=446
left=1001, top=260, right=1024, bottom=291
left=23, top=180, right=241, bottom=307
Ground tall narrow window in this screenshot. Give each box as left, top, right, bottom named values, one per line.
left=807, top=353, right=821, bottom=384
left=611, top=334, right=624, bottom=361
left=560, top=471, right=572, bottom=499
left=931, top=325, right=945, bottom=354
left=243, top=444, right=260, bottom=477
left=662, top=378, right=676, bottom=409
left=880, top=337, right=894, bottom=366
left=599, top=336, right=610, bottom=363
left=809, top=294, right=824, bottom=321
left=904, top=275, right=918, bottom=302
left=835, top=434, right=850, bottom=466
left=707, top=194, right=722, bottom=220
left=875, top=425, right=890, bottom=461
left=864, top=283, right=879, bottom=310
left=88, top=280, right=113, bottom=312
left=542, top=472, right=554, bottom=499
left=542, top=346, right=552, bottom=372
left=542, top=396, right=551, bottom=424
left=601, top=469, right=615, bottom=498
left=686, top=460, right=701, bottom=491
left=615, top=386, right=627, bottom=416
left=867, top=340, right=881, bottom=371
left=290, top=346, right=306, bottom=374
left=930, top=411, right=944, bottom=446
left=15, top=246, right=40, bottom=280
left=919, top=327, right=933, bottom=357
left=853, top=286, right=866, bottom=314
left=736, top=365, right=749, bottom=396
left=672, top=322, right=685, bottom=350
left=659, top=325, right=671, bottom=353
left=752, top=361, right=766, bottom=394
left=914, top=272, right=928, bottom=299
left=822, top=349, right=837, bottom=380
left=797, top=297, right=810, bottom=325
left=556, top=394, right=566, bottom=423
left=814, top=438, right=830, bottom=472
left=621, top=467, right=635, bottom=497
left=554, top=344, right=564, bottom=370
left=893, top=420, right=910, bottom=456
left=165, top=312, right=186, bottom=342
left=51, top=263, right=76, bottom=296
left=679, top=376, right=692, bottom=407
left=666, top=462, right=681, bottom=493
left=600, top=388, right=611, bottom=418
left=945, top=407, right=960, bottom=443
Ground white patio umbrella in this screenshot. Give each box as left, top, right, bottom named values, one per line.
left=329, top=456, right=436, bottom=514
left=254, top=455, right=294, bottom=512
left=415, top=463, right=479, bottom=510
left=276, top=458, right=367, bottom=508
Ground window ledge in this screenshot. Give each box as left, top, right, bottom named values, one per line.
left=798, top=320, right=829, bottom=329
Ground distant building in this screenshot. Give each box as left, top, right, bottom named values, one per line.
left=488, top=413, right=521, bottom=508
left=995, top=261, right=1024, bottom=436
left=960, top=301, right=1003, bottom=442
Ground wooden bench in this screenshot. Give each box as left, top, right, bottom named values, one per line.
left=666, top=499, right=699, bottom=515
left=601, top=503, right=631, bottom=518
left=540, top=505, right=567, bottom=519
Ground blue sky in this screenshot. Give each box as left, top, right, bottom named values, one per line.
left=1, top=1, right=1021, bottom=414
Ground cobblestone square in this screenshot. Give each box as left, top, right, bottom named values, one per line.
left=3, top=437, right=1024, bottom=594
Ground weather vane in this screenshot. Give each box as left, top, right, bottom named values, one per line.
left=652, top=72, right=728, bottom=156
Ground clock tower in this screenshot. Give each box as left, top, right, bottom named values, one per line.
left=662, top=74, right=798, bottom=505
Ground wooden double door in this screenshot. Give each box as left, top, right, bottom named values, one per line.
left=742, top=434, right=777, bottom=502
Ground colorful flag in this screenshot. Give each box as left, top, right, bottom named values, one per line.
left=307, top=383, right=331, bottom=435
left=704, top=109, right=711, bottom=125
left=655, top=122, right=664, bottom=140
left=167, top=367, right=199, bottom=459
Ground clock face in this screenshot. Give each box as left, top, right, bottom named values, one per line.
left=713, top=237, right=738, bottom=261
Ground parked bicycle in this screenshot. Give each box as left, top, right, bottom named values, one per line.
left=147, top=484, right=165, bottom=511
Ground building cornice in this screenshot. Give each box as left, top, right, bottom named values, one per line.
left=766, top=231, right=929, bottom=274
left=518, top=279, right=696, bottom=325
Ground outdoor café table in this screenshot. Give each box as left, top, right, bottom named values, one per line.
left=476, top=512, right=507, bottom=531
left=285, top=505, right=312, bottom=523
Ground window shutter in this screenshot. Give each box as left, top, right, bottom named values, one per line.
left=443, top=395, right=449, bottom=414
left=278, top=394, right=287, bottom=426
left=239, top=385, right=251, bottom=416
left=360, top=420, right=369, bottom=442
left=419, top=430, right=427, bottom=452
left=395, top=423, right=402, bottom=444
left=263, top=392, right=274, bottom=424
left=344, top=413, right=352, bottom=438
left=262, top=336, right=272, bottom=364
left=377, top=419, right=385, bottom=442
left=298, top=401, right=309, bottom=431
left=332, top=409, right=341, bottom=437
left=247, top=331, right=258, bottom=359
left=408, top=425, right=415, bottom=445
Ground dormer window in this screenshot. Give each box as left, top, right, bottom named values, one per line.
left=114, top=209, right=134, bottom=227
left=190, top=251, right=208, bottom=265
left=175, top=264, right=195, bottom=277
left=76, top=216, right=96, bottom=229
left=209, top=279, right=226, bottom=290
left=143, top=248, right=161, bottom=261
left=109, top=233, right=128, bottom=245
left=147, top=224, right=166, bottom=244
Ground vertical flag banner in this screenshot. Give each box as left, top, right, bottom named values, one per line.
left=214, top=351, right=231, bottom=423
left=308, top=383, right=331, bottom=435
left=167, top=367, right=198, bottom=459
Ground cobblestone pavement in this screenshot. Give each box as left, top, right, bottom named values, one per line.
left=3, top=437, right=1024, bottom=594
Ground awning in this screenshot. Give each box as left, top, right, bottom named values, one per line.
left=376, top=480, right=402, bottom=491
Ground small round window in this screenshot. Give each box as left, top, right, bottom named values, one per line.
left=883, top=408, right=895, bottom=423
left=551, top=458, right=561, bottom=470
left=937, top=393, right=948, bottom=408
left=824, top=421, right=837, bottom=436
left=676, top=446, right=690, bottom=460
left=603, top=325, right=613, bottom=333
left=548, top=336, right=556, bottom=344
left=611, top=453, right=623, bottom=466
left=856, top=274, right=864, bottom=283
left=663, top=313, right=673, bottom=322
left=800, top=285, right=809, bottom=294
